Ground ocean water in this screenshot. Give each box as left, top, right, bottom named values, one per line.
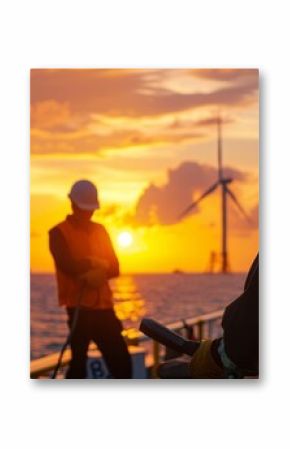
left=31, top=273, right=246, bottom=360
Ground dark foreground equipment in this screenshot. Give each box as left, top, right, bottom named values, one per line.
left=140, top=318, right=199, bottom=356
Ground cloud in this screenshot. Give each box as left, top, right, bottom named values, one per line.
left=225, top=201, right=259, bottom=239
left=30, top=69, right=258, bottom=157
left=31, top=69, right=258, bottom=120
left=133, top=161, right=247, bottom=225
left=30, top=126, right=204, bottom=155
left=191, top=69, right=258, bottom=82
left=195, top=117, right=233, bottom=127
left=31, top=100, right=72, bottom=129
left=168, top=116, right=232, bottom=131
left=249, top=203, right=259, bottom=227
left=233, top=202, right=259, bottom=230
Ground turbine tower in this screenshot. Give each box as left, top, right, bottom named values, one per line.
left=178, top=116, right=250, bottom=273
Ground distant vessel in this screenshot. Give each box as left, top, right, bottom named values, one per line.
left=172, top=269, right=184, bottom=274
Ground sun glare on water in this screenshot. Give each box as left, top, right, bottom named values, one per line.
left=117, top=231, right=133, bottom=248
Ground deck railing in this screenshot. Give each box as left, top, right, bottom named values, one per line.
left=138, top=309, right=224, bottom=376
left=30, top=308, right=224, bottom=379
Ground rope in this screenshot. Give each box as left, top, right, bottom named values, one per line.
left=51, top=284, right=85, bottom=379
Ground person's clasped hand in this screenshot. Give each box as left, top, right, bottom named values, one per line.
left=88, top=256, right=110, bottom=271
left=79, top=267, right=107, bottom=288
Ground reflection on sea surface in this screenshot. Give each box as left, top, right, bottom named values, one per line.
left=112, top=275, right=146, bottom=340
left=31, top=273, right=246, bottom=359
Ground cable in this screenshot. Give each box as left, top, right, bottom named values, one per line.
left=51, top=284, right=85, bottom=379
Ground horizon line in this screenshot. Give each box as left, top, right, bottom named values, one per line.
left=30, top=270, right=247, bottom=275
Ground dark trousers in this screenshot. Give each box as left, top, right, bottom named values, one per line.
left=66, top=308, right=132, bottom=379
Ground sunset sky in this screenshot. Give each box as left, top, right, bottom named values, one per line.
left=31, top=69, right=259, bottom=273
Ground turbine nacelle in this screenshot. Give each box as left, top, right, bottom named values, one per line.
left=178, top=116, right=251, bottom=273
left=220, top=177, right=233, bottom=185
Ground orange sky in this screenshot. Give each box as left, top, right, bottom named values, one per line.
left=31, top=69, right=259, bottom=273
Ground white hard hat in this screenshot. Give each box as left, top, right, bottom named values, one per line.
left=68, top=180, right=100, bottom=211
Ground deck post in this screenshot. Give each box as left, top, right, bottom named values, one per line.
left=197, top=321, right=204, bottom=340
left=208, top=320, right=213, bottom=338
left=152, top=340, right=160, bottom=378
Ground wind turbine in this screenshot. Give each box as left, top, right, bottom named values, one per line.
left=178, top=116, right=250, bottom=273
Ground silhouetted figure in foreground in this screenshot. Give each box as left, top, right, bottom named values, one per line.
left=158, top=254, right=259, bottom=378
left=49, top=180, right=132, bottom=379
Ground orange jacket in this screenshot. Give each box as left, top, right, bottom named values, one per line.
left=50, top=216, right=119, bottom=309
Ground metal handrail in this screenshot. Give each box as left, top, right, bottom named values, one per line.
left=30, top=308, right=224, bottom=378
left=137, top=309, right=224, bottom=343
left=141, top=309, right=224, bottom=376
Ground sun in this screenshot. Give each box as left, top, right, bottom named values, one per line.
left=117, top=231, right=133, bottom=248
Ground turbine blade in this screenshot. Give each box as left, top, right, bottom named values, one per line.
left=178, top=182, right=219, bottom=219
left=217, top=115, right=223, bottom=181
left=226, top=187, right=251, bottom=222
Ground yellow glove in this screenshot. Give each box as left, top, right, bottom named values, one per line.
left=158, top=340, right=225, bottom=379
left=79, top=268, right=107, bottom=289
left=189, top=340, right=224, bottom=378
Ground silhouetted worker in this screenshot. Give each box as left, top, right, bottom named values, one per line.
left=49, top=179, right=132, bottom=379
left=158, top=254, right=259, bottom=378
